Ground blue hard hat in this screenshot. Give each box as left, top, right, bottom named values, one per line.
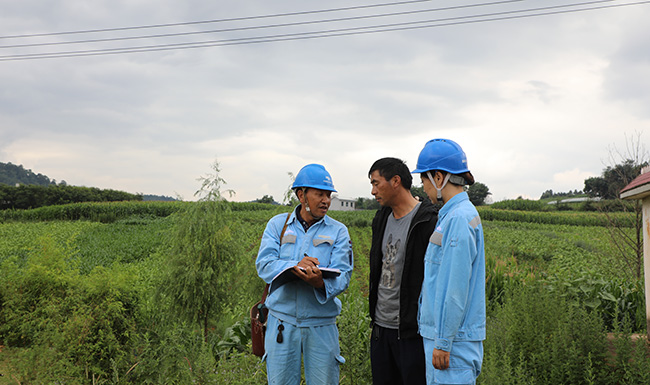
left=292, top=164, right=337, bottom=192
left=412, top=138, right=471, bottom=175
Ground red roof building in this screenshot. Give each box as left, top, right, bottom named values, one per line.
left=620, top=166, right=650, bottom=200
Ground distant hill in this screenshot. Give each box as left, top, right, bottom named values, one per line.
left=1, top=161, right=177, bottom=203
left=0, top=161, right=60, bottom=186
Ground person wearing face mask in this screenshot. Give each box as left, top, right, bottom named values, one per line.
left=256, top=163, right=354, bottom=385
left=412, top=139, right=486, bottom=385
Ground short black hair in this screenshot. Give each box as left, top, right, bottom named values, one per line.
left=421, top=170, right=475, bottom=186
left=369, top=157, right=412, bottom=190
left=294, top=187, right=308, bottom=198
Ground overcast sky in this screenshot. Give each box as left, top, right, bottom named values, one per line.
left=1, top=0, right=648, bottom=203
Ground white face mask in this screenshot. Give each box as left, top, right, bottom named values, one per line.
left=427, top=171, right=450, bottom=200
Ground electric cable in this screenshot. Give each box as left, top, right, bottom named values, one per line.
left=0, top=0, right=527, bottom=49
left=0, top=0, right=647, bottom=61
left=0, top=0, right=449, bottom=39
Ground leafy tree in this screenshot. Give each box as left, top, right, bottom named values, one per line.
left=253, top=195, right=277, bottom=204
left=584, top=159, right=645, bottom=199
left=540, top=189, right=554, bottom=199
left=355, top=197, right=380, bottom=210
left=467, top=182, right=491, bottom=206
left=410, top=185, right=427, bottom=201
left=540, top=189, right=584, bottom=199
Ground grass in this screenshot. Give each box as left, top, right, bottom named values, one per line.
left=483, top=220, right=631, bottom=281
left=0, top=346, right=19, bottom=385
left=0, top=202, right=644, bottom=383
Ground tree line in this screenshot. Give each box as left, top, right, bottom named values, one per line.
left=584, top=159, right=648, bottom=199
left=539, top=189, right=584, bottom=199
left=0, top=184, right=142, bottom=210
left=0, top=161, right=146, bottom=209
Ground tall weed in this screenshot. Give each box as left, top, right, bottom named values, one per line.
left=338, top=289, right=372, bottom=385
left=480, top=283, right=610, bottom=385
left=0, top=235, right=139, bottom=382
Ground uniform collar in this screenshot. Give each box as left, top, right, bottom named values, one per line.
left=439, top=191, right=470, bottom=217
left=295, top=204, right=328, bottom=231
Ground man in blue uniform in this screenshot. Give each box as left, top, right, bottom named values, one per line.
left=413, top=139, right=486, bottom=385
left=256, top=163, right=353, bottom=385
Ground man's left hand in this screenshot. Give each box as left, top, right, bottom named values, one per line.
left=293, top=255, right=325, bottom=289
left=432, top=349, right=450, bottom=370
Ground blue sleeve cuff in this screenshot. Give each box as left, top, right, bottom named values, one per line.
left=434, top=337, right=453, bottom=352
left=314, top=273, right=346, bottom=304
left=314, top=284, right=329, bottom=304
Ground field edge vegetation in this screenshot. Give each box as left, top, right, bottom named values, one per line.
left=0, top=200, right=647, bottom=384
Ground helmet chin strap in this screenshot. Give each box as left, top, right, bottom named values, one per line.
left=427, top=171, right=451, bottom=200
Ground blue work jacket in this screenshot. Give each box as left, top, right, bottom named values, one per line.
left=256, top=207, right=353, bottom=327
left=418, top=192, right=486, bottom=352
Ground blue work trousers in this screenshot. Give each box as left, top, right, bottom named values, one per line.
left=423, top=338, right=483, bottom=385
left=264, top=314, right=345, bottom=385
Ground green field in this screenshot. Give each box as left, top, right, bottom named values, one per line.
left=0, top=201, right=647, bottom=384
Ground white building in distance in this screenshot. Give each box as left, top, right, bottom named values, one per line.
left=330, top=195, right=356, bottom=211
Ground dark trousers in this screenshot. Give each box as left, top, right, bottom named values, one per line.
left=370, top=324, right=426, bottom=385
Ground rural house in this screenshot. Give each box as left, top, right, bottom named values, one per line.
left=330, top=195, right=356, bottom=211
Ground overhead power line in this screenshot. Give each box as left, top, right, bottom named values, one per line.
left=0, top=0, right=526, bottom=49
left=0, top=0, right=648, bottom=61
left=0, top=0, right=451, bottom=39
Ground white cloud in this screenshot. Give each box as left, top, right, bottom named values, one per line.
left=1, top=0, right=650, bottom=203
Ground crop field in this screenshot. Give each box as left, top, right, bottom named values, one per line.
left=0, top=201, right=648, bottom=384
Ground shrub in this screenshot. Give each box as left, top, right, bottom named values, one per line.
left=490, top=199, right=549, bottom=212
left=0, top=201, right=187, bottom=222
left=478, top=207, right=634, bottom=227
left=544, top=275, right=647, bottom=333
left=156, top=201, right=253, bottom=341
left=484, top=254, right=534, bottom=309
left=610, top=332, right=650, bottom=384
left=0, top=235, right=139, bottom=382
left=483, top=284, right=650, bottom=384
left=0, top=184, right=142, bottom=210
left=480, top=283, right=611, bottom=385
left=597, top=199, right=635, bottom=212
